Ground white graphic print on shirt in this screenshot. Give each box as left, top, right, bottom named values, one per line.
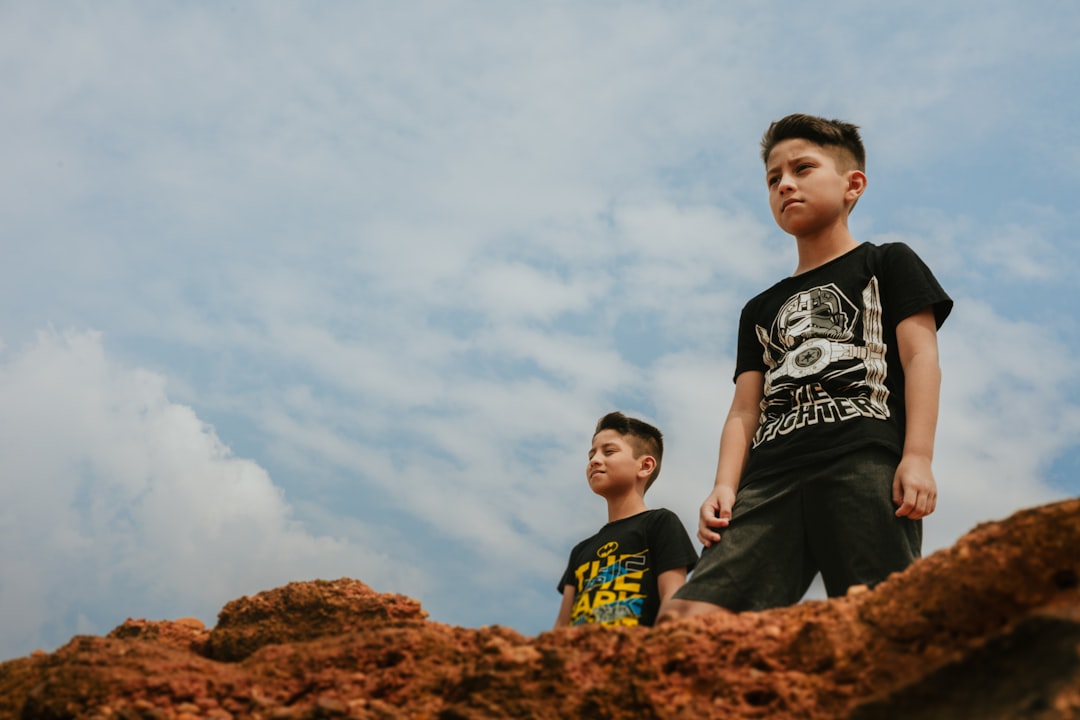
left=752, top=277, right=889, bottom=448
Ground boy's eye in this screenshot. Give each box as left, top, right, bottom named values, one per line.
left=768, top=176, right=779, bottom=186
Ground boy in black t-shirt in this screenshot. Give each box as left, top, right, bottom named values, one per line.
left=554, top=412, right=698, bottom=628
left=658, top=114, right=952, bottom=622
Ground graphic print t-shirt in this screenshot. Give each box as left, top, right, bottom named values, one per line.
left=557, top=508, right=698, bottom=627
left=735, top=242, right=952, bottom=483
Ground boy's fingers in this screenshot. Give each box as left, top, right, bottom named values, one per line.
left=896, top=489, right=936, bottom=519
left=698, top=511, right=730, bottom=546
left=700, top=514, right=730, bottom=529
left=697, top=526, right=722, bottom=546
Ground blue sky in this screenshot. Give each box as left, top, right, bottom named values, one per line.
left=1, top=2, right=1078, bottom=660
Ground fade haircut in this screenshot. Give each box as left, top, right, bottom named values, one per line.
left=760, top=113, right=866, bottom=174
left=593, top=411, right=664, bottom=492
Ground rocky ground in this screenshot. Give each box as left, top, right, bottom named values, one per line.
left=1, top=498, right=1078, bottom=719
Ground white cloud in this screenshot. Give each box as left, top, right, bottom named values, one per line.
left=467, top=262, right=599, bottom=321
left=979, top=222, right=1064, bottom=281
left=929, top=300, right=1080, bottom=548
left=645, top=350, right=735, bottom=525
left=0, top=330, right=419, bottom=658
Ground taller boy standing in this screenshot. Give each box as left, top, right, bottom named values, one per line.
left=658, top=114, right=952, bottom=621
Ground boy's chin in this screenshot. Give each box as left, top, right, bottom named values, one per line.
left=588, top=481, right=615, bottom=495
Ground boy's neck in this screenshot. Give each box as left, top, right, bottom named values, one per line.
left=605, top=493, right=648, bottom=524
left=792, top=226, right=860, bottom=276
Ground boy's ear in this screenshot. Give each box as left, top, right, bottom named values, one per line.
left=845, top=170, right=868, bottom=204
left=637, top=455, right=656, bottom=479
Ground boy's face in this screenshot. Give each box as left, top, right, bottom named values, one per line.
left=587, top=429, right=649, bottom=497
left=765, top=138, right=864, bottom=238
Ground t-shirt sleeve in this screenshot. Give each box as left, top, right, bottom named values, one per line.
left=647, top=509, right=699, bottom=574
left=881, top=242, right=953, bottom=328
left=557, top=562, right=573, bottom=595
left=556, top=538, right=586, bottom=594
left=734, top=300, right=767, bottom=382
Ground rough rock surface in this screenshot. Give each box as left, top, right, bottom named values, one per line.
left=1, top=499, right=1078, bottom=719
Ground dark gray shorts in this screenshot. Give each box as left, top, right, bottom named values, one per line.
left=673, top=446, right=921, bottom=611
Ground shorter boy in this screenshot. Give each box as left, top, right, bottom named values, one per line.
left=554, top=412, right=698, bottom=628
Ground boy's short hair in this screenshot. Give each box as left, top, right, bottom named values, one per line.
left=594, top=411, right=664, bottom=491
left=760, top=113, right=866, bottom=174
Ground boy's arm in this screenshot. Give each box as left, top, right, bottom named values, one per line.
left=656, top=567, right=688, bottom=607
left=553, top=585, right=576, bottom=629
left=699, top=370, right=764, bottom=546
left=893, top=307, right=942, bottom=519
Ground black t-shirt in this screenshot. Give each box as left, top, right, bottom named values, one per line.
left=557, top=508, right=698, bottom=627
left=735, top=242, right=953, bottom=483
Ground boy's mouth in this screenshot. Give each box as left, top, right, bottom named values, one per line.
left=781, top=198, right=801, bottom=212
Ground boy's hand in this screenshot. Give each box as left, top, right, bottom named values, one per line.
left=892, top=454, right=937, bottom=519
left=698, top=485, right=736, bottom=547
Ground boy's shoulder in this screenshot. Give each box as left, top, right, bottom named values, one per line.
left=625, top=507, right=683, bottom=526
left=746, top=241, right=924, bottom=300
left=594, top=508, right=678, bottom=534
left=572, top=508, right=684, bottom=548
left=739, top=240, right=951, bottom=328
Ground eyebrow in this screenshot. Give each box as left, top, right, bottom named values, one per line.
left=588, top=442, right=619, bottom=458
left=766, top=154, right=819, bottom=177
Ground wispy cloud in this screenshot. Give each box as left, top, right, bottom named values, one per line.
left=0, top=330, right=423, bottom=655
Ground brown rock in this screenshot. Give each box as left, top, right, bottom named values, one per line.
left=205, top=578, right=428, bottom=662
left=0, top=499, right=1077, bottom=719
left=107, top=616, right=211, bottom=655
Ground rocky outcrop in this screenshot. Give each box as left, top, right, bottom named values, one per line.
left=1, top=499, right=1078, bottom=719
